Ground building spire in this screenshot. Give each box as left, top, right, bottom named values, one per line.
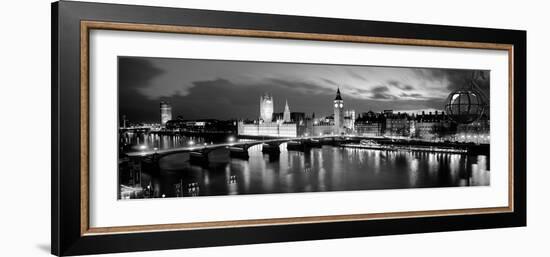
left=283, top=99, right=291, bottom=122
left=335, top=87, right=343, bottom=101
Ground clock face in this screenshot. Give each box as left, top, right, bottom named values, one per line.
left=334, top=103, right=338, bottom=108
left=339, top=104, right=343, bottom=108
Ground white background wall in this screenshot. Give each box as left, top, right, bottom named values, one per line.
left=0, top=0, right=547, bottom=256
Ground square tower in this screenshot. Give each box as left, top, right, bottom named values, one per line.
left=333, top=88, right=344, bottom=134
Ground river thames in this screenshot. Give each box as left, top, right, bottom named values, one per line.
left=119, top=133, right=490, bottom=199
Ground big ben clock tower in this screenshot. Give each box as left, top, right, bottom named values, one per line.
left=333, top=88, right=344, bottom=134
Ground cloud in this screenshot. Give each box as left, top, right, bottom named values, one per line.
left=367, top=86, right=396, bottom=100
left=387, top=80, right=400, bottom=87
left=347, top=70, right=368, bottom=81
left=386, top=80, right=414, bottom=91
left=399, top=84, right=414, bottom=91
left=371, top=86, right=389, bottom=93
left=350, top=88, right=371, bottom=95
left=400, top=93, right=424, bottom=98
left=372, top=93, right=394, bottom=100
left=118, top=56, right=490, bottom=122
left=119, top=57, right=163, bottom=89
left=173, top=78, right=336, bottom=120
left=266, top=78, right=333, bottom=95
left=321, top=78, right=339, bottom=86
left=118, top=58, right=165, bottom=122
left=412, top=69, right=490, bottom=99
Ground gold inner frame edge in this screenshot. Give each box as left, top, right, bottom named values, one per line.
left=79, top=20, right=515, bottom=236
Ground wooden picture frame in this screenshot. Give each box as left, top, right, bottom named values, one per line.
left=52, top=1, right=526, bottom=256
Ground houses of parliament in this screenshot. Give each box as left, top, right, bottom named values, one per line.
left=237, top=88, right=356, bottom=138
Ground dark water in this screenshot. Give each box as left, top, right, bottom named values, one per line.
left=119, top=133, right=490, bottom=199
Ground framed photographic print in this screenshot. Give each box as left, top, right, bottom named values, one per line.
left=51, top=1, right=526, bottom=256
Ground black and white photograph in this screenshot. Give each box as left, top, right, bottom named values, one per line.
left=118, top=57, right=491, bottom=199
left=1, top=0, right=540, bottom=255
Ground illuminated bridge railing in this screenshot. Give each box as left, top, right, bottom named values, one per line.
left=125, top=135, right=344, bottom=158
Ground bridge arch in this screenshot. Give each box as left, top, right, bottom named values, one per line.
left=125, top=135, right=346, bottom=165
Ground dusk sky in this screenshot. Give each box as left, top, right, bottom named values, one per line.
left=119, top=57, right=490, bottom=123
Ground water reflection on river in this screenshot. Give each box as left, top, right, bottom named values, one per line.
left=119, top=133, right=490, bottom=199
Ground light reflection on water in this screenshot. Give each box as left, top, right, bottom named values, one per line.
left=119, top=134, right=490, bottom=199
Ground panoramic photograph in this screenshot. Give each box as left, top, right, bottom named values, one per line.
left=117, top=56, right=491, bottom=200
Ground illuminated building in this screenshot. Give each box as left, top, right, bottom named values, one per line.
left=238, top=88, right=358, bottom=138
left=412, top=111, right=452, bottom=141
left=290, top=112, right=306, bottom=125
left=455, top=113, right=490, bottom=144
left=312, top=124, right=333, bottom=136
left=121, top=114, right=127, bottom=129
left=333, top=88, right=344, bottom=134
left=283, top=100, right=291, bottom=122
left=384, top=110, right=410, bottom=137
left=165, top=119, right=237, bottom=134
left=239, top=94, right=299, bottom=137
left=259, top=93, right=274, bottom=123
left=273, top=112, right=305, bottom=125
left=344, top=109, right=356, bottom=132
left=160, top=101, right=172, bottom=127
left=355, top=111, right=385, bottom=137
left=238, top=121, right=298, bottom=137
